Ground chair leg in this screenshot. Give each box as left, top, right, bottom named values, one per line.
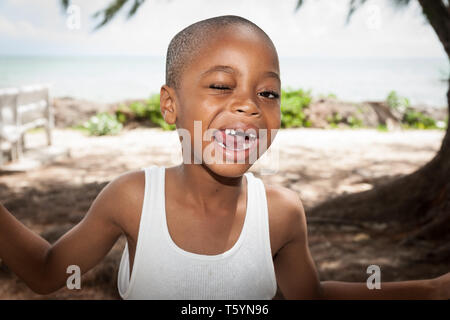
left=45, top=97, right=53, bottom=146
left=0, top=139, right=3, bottom=167
left=46, top=123, right=52, bottom=146
left=11, top=143, right=17, bottom=162
left=20, top=134, right=25, bottom=152
left=17, top=139, right=23, bottom=160
left=12, top=140, right=22, bottom=161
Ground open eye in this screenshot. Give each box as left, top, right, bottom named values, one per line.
left=259, top=91, right=280, bottom=99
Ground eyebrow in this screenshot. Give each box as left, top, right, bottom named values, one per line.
left=200, top=65, right=280, bottom=83
left=263, top=71, right=281, bottom=83
left=201, top=65, right=237, bottom=77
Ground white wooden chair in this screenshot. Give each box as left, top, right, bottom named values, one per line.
left=0, top=88, right=21, bottom=165
left=0, top=85, right=54, bottom=167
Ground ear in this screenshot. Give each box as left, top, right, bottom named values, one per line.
left=160, top=85, right=177, bottom=125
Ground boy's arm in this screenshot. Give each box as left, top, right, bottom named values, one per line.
left=320, top=278, right=443, bottom=300
left=0, top=172, right=137, bottom=294
left=272, top=188, right=449, bottom=300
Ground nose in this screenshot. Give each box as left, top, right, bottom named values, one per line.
left=231, top=97, right=260, bottom=117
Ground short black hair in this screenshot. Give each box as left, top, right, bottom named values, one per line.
left=165, top=15, right=275, bottom=89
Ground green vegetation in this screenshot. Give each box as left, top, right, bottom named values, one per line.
left=318, top=92, right=337, bottom=99
left=81, top=112, right=123, bottom=136
left=280, top=88, right=312, bottom=128
left=346, top=115, right=364, bottom=128
left=326, top=113, right=363, bottom=129
left=402, top=110, right=437, bottom=129
left=386, top=90, right=410, bottom=112
left=386, top=91, right=440, bottom=130
left=115, top=94, right=175, bottom=131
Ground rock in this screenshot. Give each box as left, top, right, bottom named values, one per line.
left=305, top=98, right=380, bottom=128
left=52, top=97, right=113, bottom=128
left=412, top=104, right=448, bottom=121
left=364, top=101, right=402, bottom=129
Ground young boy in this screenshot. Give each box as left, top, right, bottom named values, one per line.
left=0, top=15, right=448, bottom=300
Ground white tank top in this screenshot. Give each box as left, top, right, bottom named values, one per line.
left=117, top=166, right=277, bottom=299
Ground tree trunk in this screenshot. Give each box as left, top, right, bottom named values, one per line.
left=308, top=84, right=450, bottom=253
left=308, top=0, right=450, bottom=249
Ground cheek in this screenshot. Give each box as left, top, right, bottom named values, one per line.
left=177, top=101, right=210, bottom=127
left=265, top=108, right=281, bottom=145
left=266, top=108, right=281, bottom=128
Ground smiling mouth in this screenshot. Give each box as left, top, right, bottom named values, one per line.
left=213, top=128, right=258, bottom=151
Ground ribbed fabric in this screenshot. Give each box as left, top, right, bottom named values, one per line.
left=117, top=166, right=277, bottom=300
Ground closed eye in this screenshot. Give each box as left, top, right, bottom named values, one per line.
left=209, top=84, right=231, bottom=90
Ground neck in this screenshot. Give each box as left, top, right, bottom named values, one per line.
left=170, top=164, right=245, bottom=216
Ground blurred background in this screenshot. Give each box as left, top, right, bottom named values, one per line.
left=0, top=0, right=448, bottom=105
left=0, top=0, right=449, bottom=299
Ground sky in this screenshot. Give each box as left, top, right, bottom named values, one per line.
left=0, top=0, right=447, bottom=58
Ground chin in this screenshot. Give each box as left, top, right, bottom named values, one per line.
left=198, top=139, right=261, bottom=178
left=203, top=162, right=253, bottom=179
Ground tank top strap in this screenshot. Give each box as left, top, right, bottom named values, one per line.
left=244, top=171, right=276, bottom=291
left=146, top=165, right=166, bottom=237
left=141, top=165, right=163, bottom=230
left=244, top=171, right=267, bottom=239
left=244, top=171, right=267, bottom=218
left=135, top=165, right=165, bottom=261
left=118, top=165, right=161, bottom=297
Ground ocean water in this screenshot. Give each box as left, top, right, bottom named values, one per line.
left=0, top=55, right=448, bottom=107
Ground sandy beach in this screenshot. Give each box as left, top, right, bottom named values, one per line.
left=0, top=124, right=446, bottom=299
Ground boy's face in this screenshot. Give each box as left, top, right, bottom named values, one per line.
left=163, top=25, right=281, bottom=177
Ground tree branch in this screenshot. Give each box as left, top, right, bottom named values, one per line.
left=417, top=0, right=450, bottom=57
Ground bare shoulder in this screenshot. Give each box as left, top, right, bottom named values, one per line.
left=93, top=169, right=145, bottom=235
left=264, top=184, right=308, bottom=255
left=108, top=169, right=145, bottom=205
left=265, top=184, right=305, bottom=217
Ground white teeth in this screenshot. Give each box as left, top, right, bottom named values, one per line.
left=226, top=128, right=236, bottom=135
left=215, top=139, right=253, bottom=151
left=223, top=128, right=257, bottom=140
